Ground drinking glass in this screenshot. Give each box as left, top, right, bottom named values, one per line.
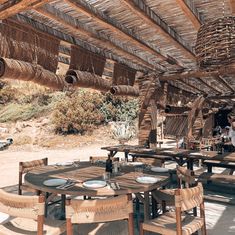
left=135, top=166, right=143, bottom=177
left=73, top=158, right=80, bottom=167
left=103, top=172, right=111, bottom=182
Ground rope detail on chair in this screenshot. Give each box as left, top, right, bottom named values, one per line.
left=175, top=183, right=203, bottom=211
left=0, top=189, right=44, bottom=219
left=66, top=195, right=133, bottom=224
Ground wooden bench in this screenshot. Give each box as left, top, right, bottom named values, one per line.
left=198, top=172, right=235, bottom=185
left=203, top=160, right=235, bottom=174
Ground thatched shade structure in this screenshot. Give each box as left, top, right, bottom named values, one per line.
left=65, top=70, right=112, bottom=92
left=0, top=57, right=66, bottom=90
left=110, top=85, right=139, bottom=97
left=195, top=16, right=235, bottom=69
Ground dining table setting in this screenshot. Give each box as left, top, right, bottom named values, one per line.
left=24, top=160, right=171, bottom=220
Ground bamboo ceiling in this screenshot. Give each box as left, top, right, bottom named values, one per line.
left=0, top=0, right=235, bottom=104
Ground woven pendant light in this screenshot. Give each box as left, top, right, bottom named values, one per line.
left=195, top=16, right=235, bottom=70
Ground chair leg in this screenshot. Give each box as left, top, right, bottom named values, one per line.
left=128, top=214, right=134, bottom=235
left=162, top=200, right=166, bottom=213
left=139, top=223, right=144, bottom=235
left=200, top=202, right=207, bottom=235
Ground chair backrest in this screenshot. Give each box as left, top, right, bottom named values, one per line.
left=176, top=166, right=195, bottom=188
left=174, top=183, right=205, bottom=235
left=66, top=195, right=133, bottom=224
left=175, top=183, right=204, bottom=212
left=18, top=158, right=48, bottom=195
left=0, top=189, right=45, bottom=234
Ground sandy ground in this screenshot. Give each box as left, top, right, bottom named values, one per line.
left=0, top=142, right=235, bottom=234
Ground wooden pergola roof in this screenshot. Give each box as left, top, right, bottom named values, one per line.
left=0, top=0, right=235, bottom=104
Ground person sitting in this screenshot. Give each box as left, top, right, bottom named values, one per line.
left=227, top=113, right=235, bottom=151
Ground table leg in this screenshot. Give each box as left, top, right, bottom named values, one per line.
left=187, top=159, right=194, bottom=170
left=109, top=150, right=117, bottom=158
left=60, top=194, right=66, bottom=220
left=143, top=192, right=150, bottom=220
left=44, top=192, right=49, bottom=217
left=125, top=151, right=129, bottom=162
left=207, top=165, right=212, bottom=173
left=151, top=192, right=158, bottom=218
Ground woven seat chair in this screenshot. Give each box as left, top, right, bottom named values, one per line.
left=140, top=183, right=206, bottom=235
left=18, top=157, right=48, bottom=195
left=66, top=195, right=134, bottom=235
left=152, top=166, right=195, bottom=213
left=0, top=189, right=66, bottom=235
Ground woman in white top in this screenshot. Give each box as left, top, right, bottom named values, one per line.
left=227, top=114, right=235, bottom=147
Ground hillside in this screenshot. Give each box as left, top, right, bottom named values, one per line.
left=0, top=80, right=138, bottom=150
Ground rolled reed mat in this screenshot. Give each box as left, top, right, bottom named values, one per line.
left=0, top=57, right=66, bottom=90
left=110, top=85, right=139, bottom=97
left=65, top=70, right=111, bottom=92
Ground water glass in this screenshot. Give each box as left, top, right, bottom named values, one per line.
left=135, top=166, right=143, bottom=177
left=73, top=159, right=80, bottom=167
left=103, top=172, right=111, bottom=182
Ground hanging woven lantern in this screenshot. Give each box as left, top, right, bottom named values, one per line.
left=195, top=16, right=235, bottom=70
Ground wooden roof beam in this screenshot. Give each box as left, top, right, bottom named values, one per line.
left=121, top=0, right=195, bottom=60
left=196, top=77, right=222, bottom=95
left=230, top=0, right=235, bottom=13
left=0, top=0, right=8, bottom=4
left=160, top=65, right=235, bottom=81
left=177, top=80, right=206, bottom=95
left=34, top=7, right=158, bottom=71
left=207, top=94, right=235, bottom=100
left=64, top=0, right=184, bottom=69
left=213, top=75, right=235, bottom=93
left=11, top=15, right=148, bottom=72
left=0, top=0, right=52, bottom=19
left=175, top=0, right=202, bottom=30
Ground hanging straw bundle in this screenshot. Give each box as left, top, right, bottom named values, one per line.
left=0, top=57, right=66, bottom=90
left=65, top=70, right=111, bottom=92
left=195, top=16, right=235, bottom=69
left=0, top=20, right=59, bottom=72
left=110, top=85, right=139, bottom=97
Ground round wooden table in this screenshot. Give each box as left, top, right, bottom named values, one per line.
left=25, top=161, right=170, bottom=219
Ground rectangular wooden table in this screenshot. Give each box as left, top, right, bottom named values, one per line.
left=159, top=149, right=235, bottom=171
left=101, top=144, right=174, bottom=163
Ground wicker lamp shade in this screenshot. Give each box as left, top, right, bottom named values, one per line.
left=195, top=16, right=235, bottom=69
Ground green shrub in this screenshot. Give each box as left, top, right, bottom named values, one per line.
left=100, top=94, right=139, bottom=122
left=52, top=90, right=105, bottom=134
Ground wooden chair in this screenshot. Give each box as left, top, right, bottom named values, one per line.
left=152, top=166, right=195, bottom=213
left=140, top=183, right=207, bottom=235
left=66, top=195, right=134, bottom=235
left=18, top=158, right=48, bottom=195
left=0, top=189, right=66, bottom=235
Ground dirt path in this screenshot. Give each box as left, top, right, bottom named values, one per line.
left=0, top=143, right=123, bottom=187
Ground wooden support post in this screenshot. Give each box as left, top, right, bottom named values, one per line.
left=186, top=96, right=205, bottom=149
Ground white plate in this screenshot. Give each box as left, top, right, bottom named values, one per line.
left=0, top=212, right=11, bottom=225
left=151, top=167, right=169, bottom=173
left=43, top=179, right=67, bottom=187
left=128, top=162, right=143, bottom=166
left=56, top=161, right=74, bottom=166
left=136, top=176, right=159, bottom=184
left=83, top=180, right=106, bottom=189
left=190, top=152, right=203, bottom=156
